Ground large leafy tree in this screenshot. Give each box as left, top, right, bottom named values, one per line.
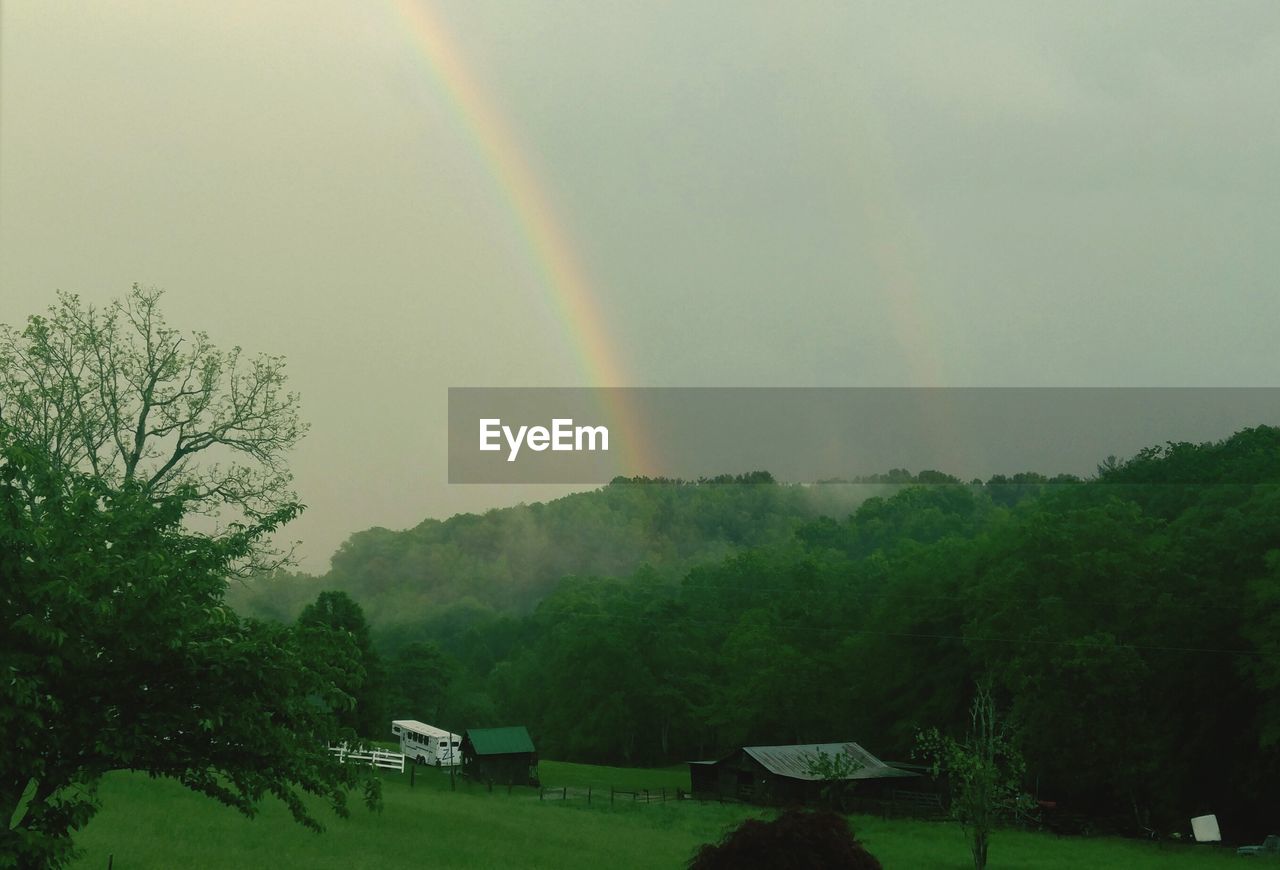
left=297, top=591, right=386, bottom=737
left=0, top=286, right=305, bottom=568
left=0, top=437, right=373, bottom=869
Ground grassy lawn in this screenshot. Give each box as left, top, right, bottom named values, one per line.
left=849, top=816, right=1242, bottom=869
left=539, top=760, right=691, bottom=792
left=71, top=764, right=1241, bottom=869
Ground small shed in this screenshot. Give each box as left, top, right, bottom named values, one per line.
left=461, top=726, right=539, bottom=786
left=689, top=742, right=918, bottom=805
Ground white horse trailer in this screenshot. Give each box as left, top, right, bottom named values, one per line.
left=391, top=720, right=462, bottom=766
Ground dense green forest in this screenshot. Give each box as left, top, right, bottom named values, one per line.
left=236, top=427, right=1280, bottom=838
left=228, top=472, right=882, bottom=623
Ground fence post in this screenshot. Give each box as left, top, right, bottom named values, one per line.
left=539, top=786, right=544, bottom=801
left=562, top=787, right=567, bottom=801
left=661, top=787, right=666, bottom=802
left=587, top=786, right=592, bottom=805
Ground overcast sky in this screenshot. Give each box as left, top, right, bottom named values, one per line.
left=2, top=1, right=1278, bottom=569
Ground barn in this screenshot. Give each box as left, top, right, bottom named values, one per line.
left=460, top=726, right=539, bottom=786
left=688, top=742, right=919, bottom=805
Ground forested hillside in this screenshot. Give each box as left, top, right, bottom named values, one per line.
left=228, top=472, right=880, bottom=624
left=235, top=427, right=1280, bottom=837
left=396, top=428, right=1280, bottom=836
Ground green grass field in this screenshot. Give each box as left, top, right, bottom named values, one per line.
left=70, top=763, right=1242, bottom=869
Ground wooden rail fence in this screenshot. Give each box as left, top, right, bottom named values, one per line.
left=537, top=785, right=686, bottom=806
left=329, top=742, right=406, bottom=773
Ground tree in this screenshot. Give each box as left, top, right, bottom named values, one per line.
left=800, top=745, right=866, bottom=812
left=386, top=641, right=453, bottom=723
left=297, top=591, right=386, bottom=737
left=0, top=437, right=374, bottom=869
left=916, top=685, right=1030, bottom=870
left=0, top=286, right=305, bottom=568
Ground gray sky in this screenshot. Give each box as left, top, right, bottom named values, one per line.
left=3, top=1, right=1278, bottom=569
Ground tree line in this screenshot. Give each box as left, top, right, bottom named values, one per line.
left=227, top=472, right=886, bottom=624
left=317, top=426, right=1280, bottom=838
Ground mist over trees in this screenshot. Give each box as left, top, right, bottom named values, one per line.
left=238, top=426, right=1280, bottom=837
left=229, top=474, right=885, bottom=623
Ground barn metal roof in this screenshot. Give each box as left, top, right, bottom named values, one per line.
left=465, top=726, right=536, bottom=755
left=741, top=743, right=918, bottom=782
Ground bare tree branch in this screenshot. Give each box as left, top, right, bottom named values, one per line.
left=0, top=285, right=308, bottom=568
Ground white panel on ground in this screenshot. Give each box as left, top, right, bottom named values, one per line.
left=1191, top=814, right=1221, bottom=843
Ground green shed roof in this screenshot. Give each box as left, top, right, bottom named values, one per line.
left=466, top=726, right=535, bottom=755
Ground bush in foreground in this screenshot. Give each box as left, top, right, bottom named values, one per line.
left=688, top=809, right=882, bottom=870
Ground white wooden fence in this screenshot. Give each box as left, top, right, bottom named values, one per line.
left=329, top=742, right=405, bottom=773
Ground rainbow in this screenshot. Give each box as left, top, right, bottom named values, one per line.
left=387, top=0, right=652, bottom=478
left=385, top=2, right=963, bottom=482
